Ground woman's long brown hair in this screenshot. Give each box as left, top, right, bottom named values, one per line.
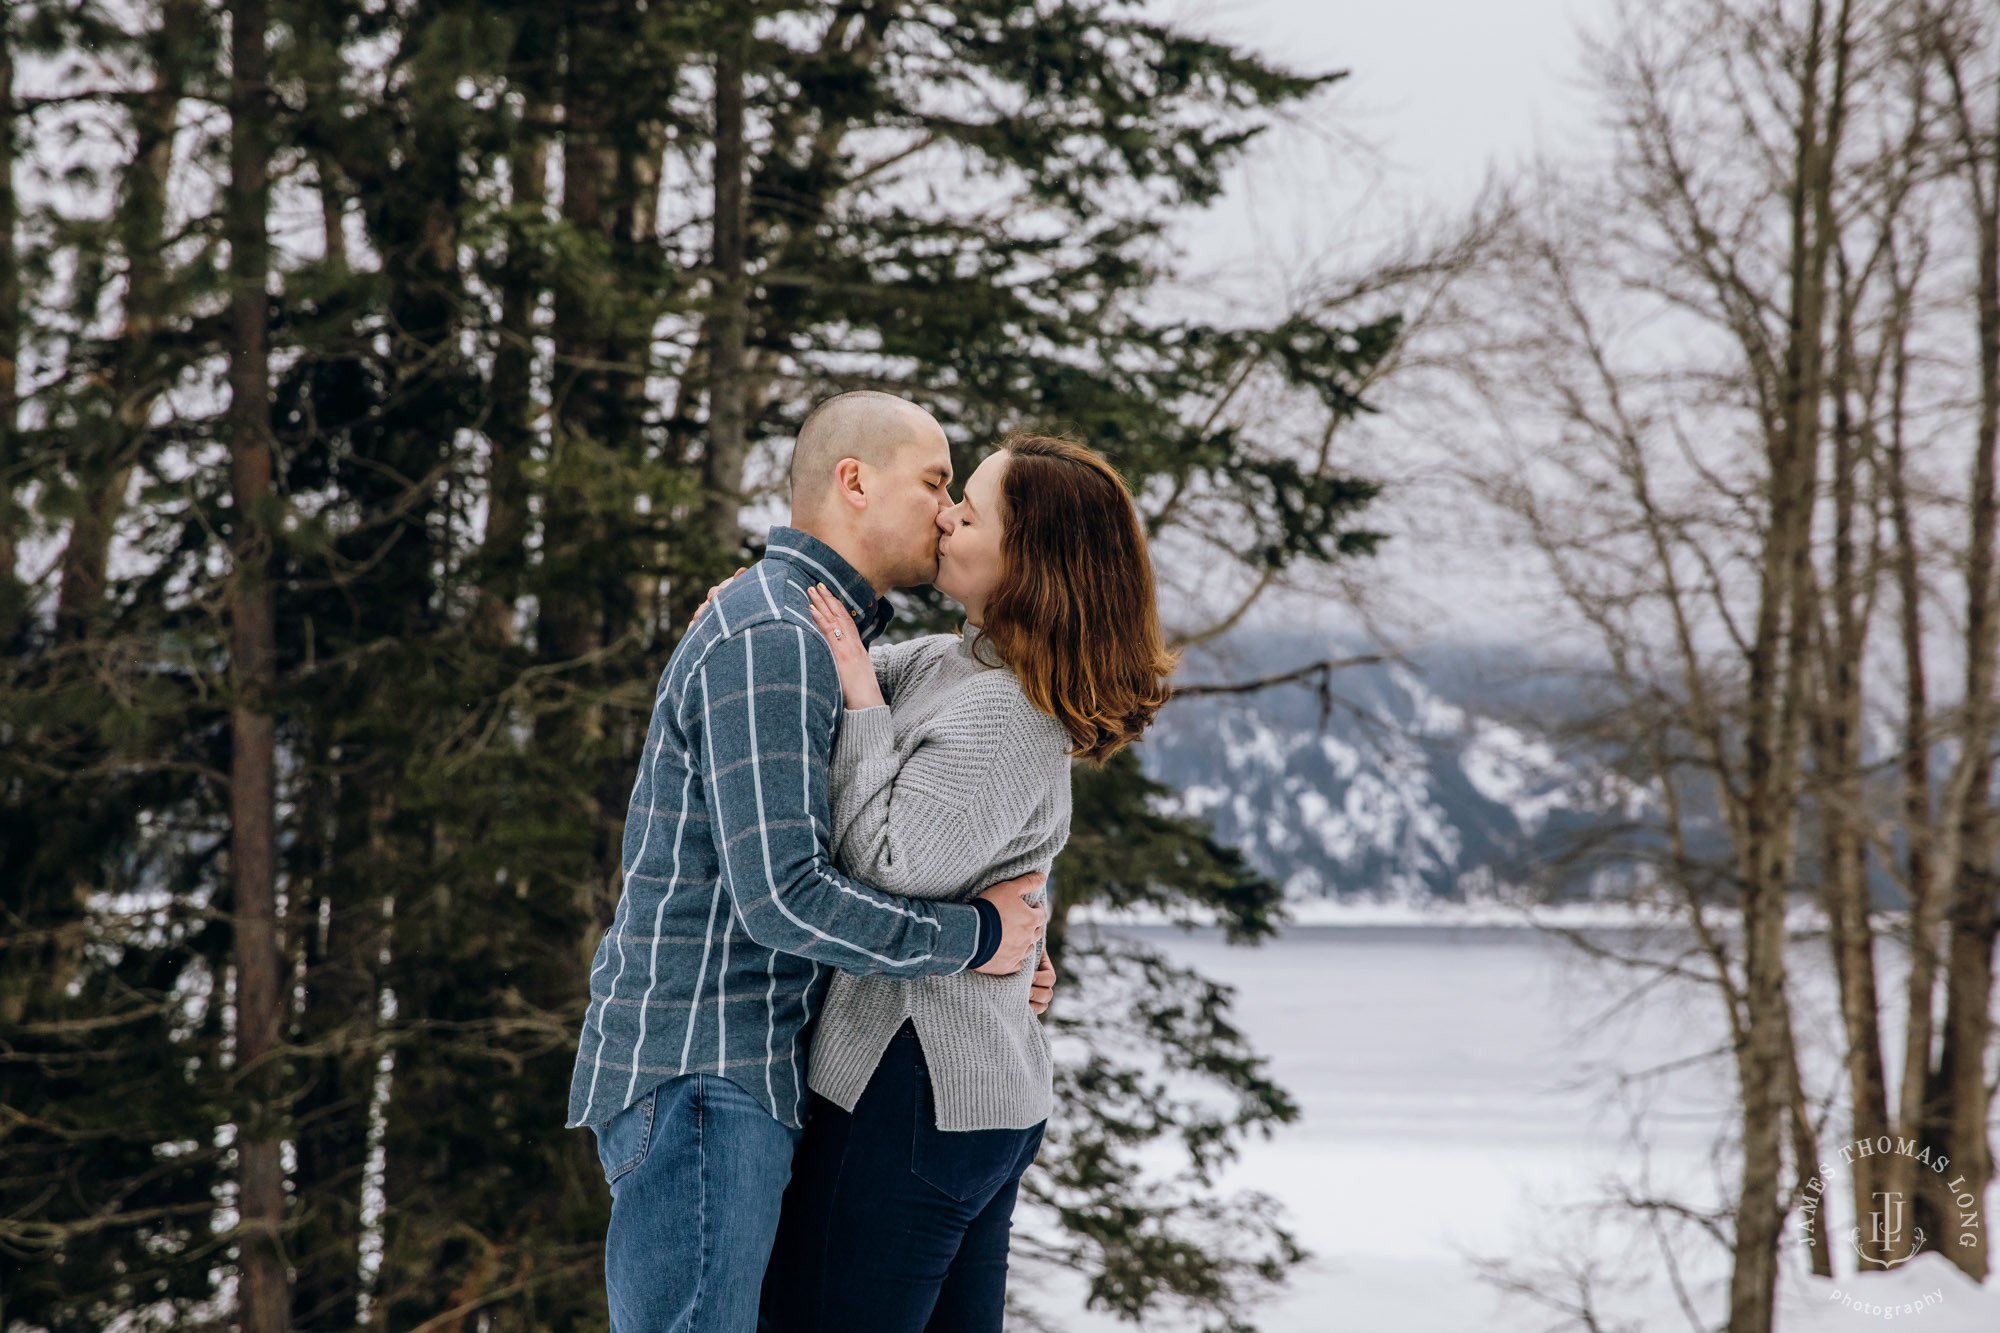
left=975, top=435, right=1179, bottom=764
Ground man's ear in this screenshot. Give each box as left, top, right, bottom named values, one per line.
left=830, top=456, right=869, bottom=511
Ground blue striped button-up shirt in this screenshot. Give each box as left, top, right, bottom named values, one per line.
left=565, top=527, right=984, bottom=1130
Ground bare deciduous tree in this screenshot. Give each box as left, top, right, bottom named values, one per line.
left=1453, top=0, right=1999, bottom=1324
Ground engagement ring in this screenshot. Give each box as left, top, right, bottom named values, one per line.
left=833, top=628, right=844, bottom=639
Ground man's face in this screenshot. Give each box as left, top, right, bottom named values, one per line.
left=860, top=422, right=954, bottom=589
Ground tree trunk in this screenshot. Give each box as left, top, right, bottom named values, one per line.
left=1784, top=1013, right=1832, bottom=1277
left=541, top=9, right=615, bottom=665
left=700, top=28, right=749, bottom=556
left=228, top=1, right=290, bottom=1327
left=1930, top=67, right=2000, bottom=1279
left=52, top=474, right=130, bottom=639
left=1729, top=6, right=1847, bottom=1331
left=315, top=150, right=346, bottom=276
left=0, top=16, right=15, bottom=644
left=476, top=18, right=552, bottom=644
left=1870, top=227, right=1958, bottom=1258
left=1816, top=251, right=1890, bottom=1263
left=540, top=0, right=665, bottom=664
left=51, top=0, right=201, bottom=642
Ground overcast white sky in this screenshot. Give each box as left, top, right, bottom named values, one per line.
left=1137, top=1, right=1612, bottom=656
left=1157, top=0, right=1600, bottom=286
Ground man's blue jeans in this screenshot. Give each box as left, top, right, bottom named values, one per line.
left=593, top=1072, right=803, bottom=1333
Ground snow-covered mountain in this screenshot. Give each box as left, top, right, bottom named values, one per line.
left=1138, top=633, right=1651, bottom=905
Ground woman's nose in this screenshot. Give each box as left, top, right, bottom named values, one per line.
left=936, top=508, right=957, bottom=533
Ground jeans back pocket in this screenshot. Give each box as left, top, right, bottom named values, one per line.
left=592, top=1085, right=658, bottom=1186
left=907, top=1052, right=1031, bottom=1203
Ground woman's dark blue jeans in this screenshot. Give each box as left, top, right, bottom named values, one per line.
left=762, top=1023, right=1045, bottom=1333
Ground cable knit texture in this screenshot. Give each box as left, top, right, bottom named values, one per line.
left=807, top=624, right=1074, bottom=1131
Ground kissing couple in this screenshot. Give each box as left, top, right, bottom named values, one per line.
left=565, top=390, right=1177, bottom=1332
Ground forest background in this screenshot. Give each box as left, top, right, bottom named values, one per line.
left=0, top=2, right=1396, bottom=1330
left=8, top=3, right=2000, bottom=1333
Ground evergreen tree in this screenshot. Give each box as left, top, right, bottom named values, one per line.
left=0, top=4, right=1397, bottom=1330
left=1, top=4, right=238, bottom=1328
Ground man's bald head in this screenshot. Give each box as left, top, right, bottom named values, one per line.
left=789, top=391, right=947, bottom=516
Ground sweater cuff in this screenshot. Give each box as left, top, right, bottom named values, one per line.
left=830, top=705, right=895, bottom=788
left=965, top=897, right=1002, bottom=971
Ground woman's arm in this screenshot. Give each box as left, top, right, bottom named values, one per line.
left=828, top=678, right=1068, bottom=900
left=806, top=585, right=1069, bottom=900
left=867, top=637, right=934, bottom=704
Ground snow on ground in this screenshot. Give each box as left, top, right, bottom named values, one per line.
left=1780, top=1254, right=2000, bottom=1332
left=1032, top=924, right=2000, bottom=1333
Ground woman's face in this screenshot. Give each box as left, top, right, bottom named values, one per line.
left=933, top=450, right=1009, bottom=623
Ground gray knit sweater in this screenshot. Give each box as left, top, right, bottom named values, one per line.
left=807, top=624, right=1074, bottom=1131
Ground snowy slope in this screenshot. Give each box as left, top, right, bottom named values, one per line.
left=1139, top=633, right=1648, bottom=905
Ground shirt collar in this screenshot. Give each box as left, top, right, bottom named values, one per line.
left=765, top=525, right=896, bottom=645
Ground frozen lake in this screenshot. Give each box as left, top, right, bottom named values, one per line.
left=1032, top=922, right=2000, bottom=1333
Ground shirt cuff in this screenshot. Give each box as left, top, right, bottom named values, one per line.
left=966, top=896, right=1002, bottom=971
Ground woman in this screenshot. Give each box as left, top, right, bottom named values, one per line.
left=764, top=434, right=1177, bottom=1333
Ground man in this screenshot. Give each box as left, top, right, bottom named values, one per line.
left=566, top=391, right=1050, bottom=1333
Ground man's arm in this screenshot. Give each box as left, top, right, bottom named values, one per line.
left=690, top=620, right=985, bottom=978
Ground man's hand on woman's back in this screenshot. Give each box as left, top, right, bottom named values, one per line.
left=973, top=872, right=1049, bottom=975
left=692, top=567, right=747, bottom=623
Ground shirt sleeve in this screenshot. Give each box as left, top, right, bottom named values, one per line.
left=826, top=677, right=1067, bottom=901
left=688, top=621, right=983, bottom=977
